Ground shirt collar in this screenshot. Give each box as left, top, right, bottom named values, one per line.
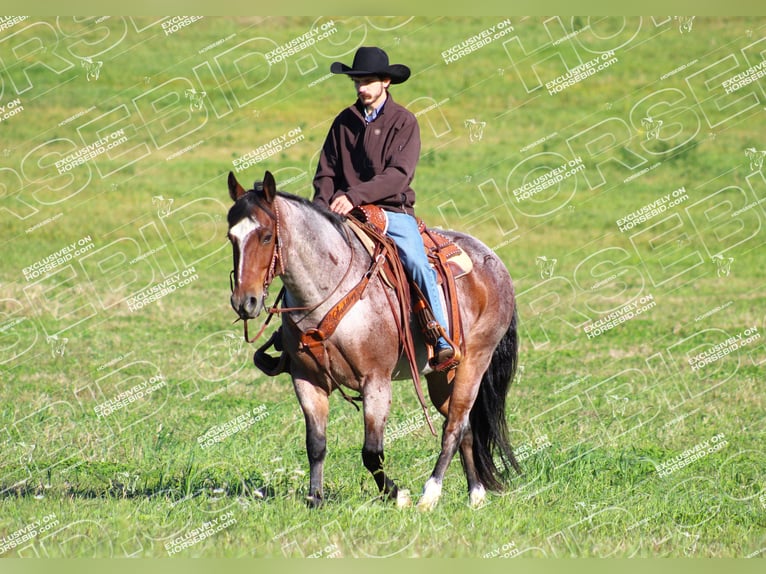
left=363, top=95, right=387, bottom=123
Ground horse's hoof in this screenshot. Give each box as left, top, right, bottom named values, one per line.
left=469, top=485, right=487, bottom=508
left=416, top=495, right=439, bottom=511
left=396, top=489, right=412, bottom=508
left=306, top=495, right=323, bottom=508
left=416, top=478, right=442, bottom=511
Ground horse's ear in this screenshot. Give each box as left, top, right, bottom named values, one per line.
left=228, top=171, right=247, bottom=202
left=263, top=170, right=277, bottom=203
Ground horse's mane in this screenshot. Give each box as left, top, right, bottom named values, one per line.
left=276, top=190, right=348, bottom=236
left=227, top=182, right=348, bottom=240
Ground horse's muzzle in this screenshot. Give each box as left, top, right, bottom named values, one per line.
left=230, top=291, right=264, bottom=320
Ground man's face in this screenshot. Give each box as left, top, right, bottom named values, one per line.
left=353, top=75, right=391, bottom=110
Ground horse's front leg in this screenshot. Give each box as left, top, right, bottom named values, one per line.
left=362, top=378, right=409, bottom=506
left=292, top=374, right=329, bottom=507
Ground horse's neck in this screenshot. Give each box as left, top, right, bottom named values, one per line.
left=278, top=197, right=359, bottom=308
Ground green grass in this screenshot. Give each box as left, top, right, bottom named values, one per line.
left=1, top=16, right=765, bottom=558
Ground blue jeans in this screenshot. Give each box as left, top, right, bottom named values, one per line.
left=385, top=212, right=450, bottom=343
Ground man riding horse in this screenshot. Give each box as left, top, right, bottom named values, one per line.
left=228, top=49, right=520, bottom=510
left=260, top=46, right=458, bottom=374
left=313, top=46, right=458, bottom=371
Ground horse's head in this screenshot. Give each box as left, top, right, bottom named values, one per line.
left=227, top=170, right=280, bottom=320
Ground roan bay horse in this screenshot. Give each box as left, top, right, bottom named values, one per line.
left=226, top=170, right=520, bottom=510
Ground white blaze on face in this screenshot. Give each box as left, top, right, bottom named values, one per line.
left=229, top=217, right=262, bottom=285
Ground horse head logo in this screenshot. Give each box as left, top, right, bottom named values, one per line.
left=676, top=16, right=695, bottom=33
left=711, top=254, right=734, bottom=277
left=464, top=118, right=487, bottom=143
left=536, top=256, right=557, bottom=279
left=605, top=393, right=630, bottom=417
left=152, top=195, right=174, bottom=218
left=223, top=332, right=243, bottom=359
left=79, top=57, right=103, bottom=81
left=46, top=335, right=68, bottom=357
left=641, top=116, right=663, bottom=140
left=680, top=531, right=700, bottom=555
left=744, top=147, right=766, bottom=172
left=184, top=88, right=207, bottom=112
left=573, top=501, right=599, bottom=522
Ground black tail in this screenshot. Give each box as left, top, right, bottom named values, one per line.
left=469, top=305, right=521, bottom=491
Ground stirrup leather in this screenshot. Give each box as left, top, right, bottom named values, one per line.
left=412, top=287, right=462, bottom=372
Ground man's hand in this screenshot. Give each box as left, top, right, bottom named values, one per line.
left=329, top=194, right=354, bottom=215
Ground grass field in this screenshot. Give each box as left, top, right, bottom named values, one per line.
left=1, top=16, right=765, bottom=558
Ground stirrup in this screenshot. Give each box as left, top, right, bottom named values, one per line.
left=428, top=342, right=462, bottom=372
left=253, top=329, right=289, bottom=376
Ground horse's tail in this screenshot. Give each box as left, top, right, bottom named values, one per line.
left=469, top=304, right=521, bottom=491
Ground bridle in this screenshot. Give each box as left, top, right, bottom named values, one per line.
left=229, top=193, right=284, bottom=343
left=228, top=193, right=357, bottom=343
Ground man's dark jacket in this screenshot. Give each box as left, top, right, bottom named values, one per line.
left=313, top=93, right=420, bottom=215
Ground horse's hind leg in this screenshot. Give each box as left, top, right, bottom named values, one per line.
left=418, top=364, right=485, bottom=511
left=423, top=373, right=484, bottom=507
left=424, top=374, right=487, bottom=506
left=362, top=379, right=406, bottom=505
left=292, top=375, right=329, bottom=507
left=458, top=424, right=487, bottom=507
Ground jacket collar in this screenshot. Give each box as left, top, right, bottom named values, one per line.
left=353, top=92, right=394, bottom=122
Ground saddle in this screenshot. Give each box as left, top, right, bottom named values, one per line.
left=346, top=204, right=469, bottom=367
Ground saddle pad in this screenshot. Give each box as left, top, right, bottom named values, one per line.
left=417, top=220, right=473, bottom=279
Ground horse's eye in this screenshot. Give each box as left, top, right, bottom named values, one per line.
left=262, top=232, right=273, bottom=244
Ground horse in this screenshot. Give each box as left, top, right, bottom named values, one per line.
left=226, top=169, right=520, bottom=510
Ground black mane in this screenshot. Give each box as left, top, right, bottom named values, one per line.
left=227, top=183, right=348, bottom=240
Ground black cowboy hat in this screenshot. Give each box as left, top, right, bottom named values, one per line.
left=330, top=46, right=411, bottom=84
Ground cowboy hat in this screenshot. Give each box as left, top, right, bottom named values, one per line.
left=330, top=46, right=411, bottom=84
